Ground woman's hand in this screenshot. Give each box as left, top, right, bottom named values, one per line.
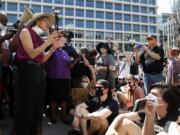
left=46, top=30, right=59, bottom=46
left=52, top=37, right=66, bottom=49
left=143, top=100, right=156, bottom=116
left=105, top=128, right=118, bottom=135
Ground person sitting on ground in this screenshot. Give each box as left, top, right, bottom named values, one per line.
left=116, top=74, right=144, bottom=111
left=70, top=79, right=119, bottom=135
left=106, top=83, right=180, bottom=135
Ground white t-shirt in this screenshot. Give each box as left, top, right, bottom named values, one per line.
left=168, top=122, right=180, bottom=135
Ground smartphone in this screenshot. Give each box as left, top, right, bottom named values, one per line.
left=133, top=98, right=147, bottom=112
left=134, top=44, right=143, bottom=49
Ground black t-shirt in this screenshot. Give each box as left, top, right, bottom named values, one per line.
left=138, top=111, right=179, bottom=133
left=130, top=59, right=139, bottom=75
left=63, top=45, right=79, bottom=59
left=85, top=96, right=119, bottom=124
left=140, top=46, right=164, bottom=74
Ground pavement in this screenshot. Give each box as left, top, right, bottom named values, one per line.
left=0, top=111, right=71, bottom=135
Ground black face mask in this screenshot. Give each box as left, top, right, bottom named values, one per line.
left=95, top=87, right=104, bottom=97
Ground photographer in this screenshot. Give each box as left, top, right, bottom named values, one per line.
left=106, top=83, right=180, bottom=135
left=116, top=74, right=144, bottom=111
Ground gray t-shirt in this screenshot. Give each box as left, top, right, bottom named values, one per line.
left=96, top=54, right=115, bottom=88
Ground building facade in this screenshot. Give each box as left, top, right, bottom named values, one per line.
left=0, top=0, right=158, bottom=51
left=158, top=13, right=180, bottom=48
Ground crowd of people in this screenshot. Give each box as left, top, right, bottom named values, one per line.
left=0, top=10, right=180, bottom=135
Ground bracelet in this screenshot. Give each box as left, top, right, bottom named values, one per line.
left=50, top=47, right=55, bottom=53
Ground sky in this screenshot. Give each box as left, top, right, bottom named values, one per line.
left=157, top=0, right=172, bottom=13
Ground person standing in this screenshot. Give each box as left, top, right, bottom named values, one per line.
left=13, top=13, right=64, bottom=135
left=47, top=42, right=71, bottom=124
left=96, top=42, right=115, bottom=89
left=164, top=41, right=180, bottom=86
left=134, top=35, right=164, bottom=94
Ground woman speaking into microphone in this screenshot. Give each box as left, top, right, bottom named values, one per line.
left=13, top=13, right=65, bottom=135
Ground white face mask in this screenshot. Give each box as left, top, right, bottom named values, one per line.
left=100, top=48, right=106, bottom=54
left=0, top=23, right=6, bottom=36
left=81, top=82, right=89, bottom=88
left=32, top=26, right=44, bottom=36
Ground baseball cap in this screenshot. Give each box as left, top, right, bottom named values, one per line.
left=97, top=79, right=110, bottom=89
left=146, top=35, right=157, bottom=40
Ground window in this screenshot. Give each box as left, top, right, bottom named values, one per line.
left=86, top=31, right=94, bottom=39
left=86, top=42, right=94, bottom=49
left=76, top=20, right=84, bottom=28
left=105, top=2, right=113, bottom=9
left=96, top=21, right=104, bottom=29
left=105, top=12, right=113, bottom=20
left=141, top=25, right=148, bottom=32
left=76, top=9, right=84, bottom=17
left=96, top=11, right=104, bottom=19
left=75, top=30, right=84, bottom=38
left=54, top=0, right=63, bottom=4
left=124, top=14, right=131, bottom=21
left=32, top=0, right=41, bottom=2
left=0, top=2, right=5, bottom=10
left=31, top=5, right=41, bottom=13
left=133, top=15, right=140, bottom=22
left=115, top=13, right=122, bottom=20
left=43, top=0, right=52, bottom=3
left=106, top=22, right=113, bottom=30
left=149, top=17, right=156, bottom=24
left=7, top=3, right=17, bottom=11
left=86, top=21, right=94, bottom=28
left=43, top=6, right=52, bottom=13
left=115, top=23, right=122, bottom=31
left=76, top=0, right=84, bottom=6
left=65, top=0, right=74, bottom=5
left=133, top=0, right=139, bottom=3
left=132, top=6, right=139, bottom=12
left=149, top=8, right=156, bottom=14
left=149, top=26, right=156, bottom=33
left=86, top=0, right=94, bottom=7
left=96, top=32, right=104, bottom=40
left=133, top=25, right=140, bottom=32
left=96, top=1, right=104, bottom=9
left=133, top=34, right=140, bottom=42
left=86, top=10, right=94, bottom=18
left=115, top=4, right=122, bottom=11
left=124, top=33, right=131, bottom=41
left=125, top=43, right=133, bottom=51
left=141, top=16, right=148, bottom=23
left=124, top=24, right=131, bottom=31
left=124, top=5, right=131, bottom=12
left=149, top=0, right=155, bottom=5
left=106, top=32, right=113, bottom=40
left=123, top=0, right=131, bottom=2
left=20, top=4, right=30, bottom=12
left=140, top=0, right=147, bottom=4
left=7, top=14, right=17, bottom=23
left=65, top=19, right=74, bottom=25
left=141, top=7, right=147, bottom=13
left=65, top=8, right=74, bottom=16
left=58, top=19, right=63, bottom=26
left=115, top=33, right=123, bottom=41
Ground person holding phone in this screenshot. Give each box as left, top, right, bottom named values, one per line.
left=134, top=35, right=164, bottom=94
left=106, top=83, right=180, bottom=135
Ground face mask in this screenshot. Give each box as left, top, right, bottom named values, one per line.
left=32, top=26, right=44, bottom=36
left=95, top=87, right=104, bottom=97
left=81, top=82, right=89, bottom=88
left=147, top=93, right=158, bottom=106
left=0, top=23, right=6, bottom=36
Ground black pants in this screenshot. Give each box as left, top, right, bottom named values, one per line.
left=14, top=61, right=46, bottom=135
